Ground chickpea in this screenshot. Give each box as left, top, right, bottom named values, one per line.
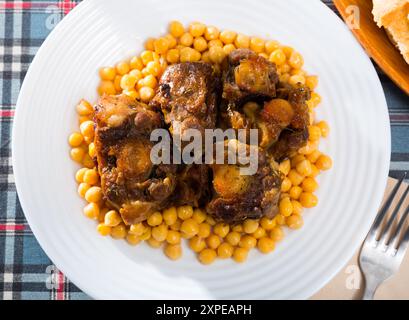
left=265, top=40, right=280, bottom=54
left=213, top=223, right=230, bottom=238
left=308, top=125, right=322, bottom=141
left=84, top=186, right=102, bottom=203
left=234, top=34, right=250, bottom=48
left=83, top=169, right=98, bottom=185
left=289, top=186, right=303, bottom=200
left=126, top=233, right=141, bottom=246
left=104, top=210, right=122, bottom=227
left=152, top=224, right=168, bottom=242
left=166, top=230, right=181, bottom=245
left=289, top=75, right=306, bottom=86
left=165, top=34, right=177, bottom=49
left=286, top=215, right=304, bottom=229
left=204, top=26, right=220, bottom=41
left=315, top=155, right=333, bottom=171
left=279, top=197, right=293, bottom=217
left=139, top=86, right=154, bottom=102
left=270, top=226, right=284, bottom=242
left=68, top=132, right=84, bottom=147
left=217, top=243, right=234, bottom=259
left=129, top=222, right=146, bottom=236
left=225, top=231, right=241, bottom=246
left=220, top=30, right=237, bottom=44
left=208, top=39, right=223, bottom=48
left=77, top=182, right=90, bottom=198
left=250, top=37, right=265, bottom=53
left=164, top=244, right=182, bottom=260
left=147, top=212, right=163, bottom=227
left=179, top=33, right=194, bottom=47
left=252, top=226, right=266, bottom=239
left=239, top=235, right=257, bottom=249
left=317, top=121, right=330, bottom=137
left=192, top=208, right=207, bottom=224
left=279, top=159, right=291, bottom=175
left=233, top=247, right=249, bottom=263
left=80, top=120, right=94, bottom=139
left=139, top=226, right=152, bottom=241
left=257, top=237, right=275, bottom=254
left=289, top=52, right=304, bottom=69
left=299, top=192, right=318, bottom=208
left=97, top=223, right=111, bottom=237
left=232, top=224, right=243, bottom=233
left=243, top=219, right=259, bottom=234
left=269, top=49, right=286, bottom=65
left=199, top=249, right=217, bottom=265
left=116, top=61, right=130, bottom=75
left=153, top=37, right=169, bottom=54
left=291, top=200, right=304, bottom=216
left=75, top=168, right=88, bottom=183
left=140, top=50, right=154, bottom=66
left=130, top=56, right=144, bottom=70
left=180, top=47, right=201, bottom=62
left=302, top=177, right=318, bottom=193
left=76, top=99, right=93, bottom=116
left=180, top=219, right=199, bottom=238
left=223, top=44, right=236, bottom=55
left=98, top=80, right=116, bottom=96
left=169, top=21, right=185, bottom=38
left=169, top=219, right=182, bottom=231
left=198, top=223, right=211, bottom=238
left=281, top=177, right=292, bottom=192
left=260, top=217, right=276, bottom=231
left=208, top=46, right=226, bottom=64
left=147, top=238, right=163, bottom=248
left=110, top=223, right=127, bottom=239
left=177, top=206, right=194, bottom=220
left=306, top=150, right=322, bottom=164
left=145, top=61, right=162, bottom=77
left=189, top=22, right=206, bottom=37
left=166, top=48, right=180, bottom=64
left=189, top=236, right=206, bottom=253
left=206, top=234, right=221, bottom=249
left=193, top=37, right=208, bottom=52
left=144, top=37, right=155, bottom=51
left=288, top=169, right=304, bottom=186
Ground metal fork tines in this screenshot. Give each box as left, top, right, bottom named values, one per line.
left=359, top=172, right=409, bottom=300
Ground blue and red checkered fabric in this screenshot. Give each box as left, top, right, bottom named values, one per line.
left=0, top=0, right=408, bottom=300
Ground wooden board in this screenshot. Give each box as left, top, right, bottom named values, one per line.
left=333, top=0, right=409, bottom=95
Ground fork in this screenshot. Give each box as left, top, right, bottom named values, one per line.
left=359, top=172, right=409, bottom=300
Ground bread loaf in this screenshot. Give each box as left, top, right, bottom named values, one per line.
left=373, top=0, right=409, bottom=64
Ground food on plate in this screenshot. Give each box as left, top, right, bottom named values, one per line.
left=68, top=21, right=332, bottom=264
left=207, top=140, right=281, bottom=224
left=93, top=94, right=177, bottom=224
left=221, top=48, right=279, bottom=104
left=150, top=61, right=219, bottom=138
left=372, top=0, right=409, bottom=64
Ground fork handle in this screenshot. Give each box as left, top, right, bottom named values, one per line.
left=362, top=275, right=381, bottom=300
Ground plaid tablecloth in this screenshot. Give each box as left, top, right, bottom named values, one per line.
left=0, top=0, right=408, bottom=300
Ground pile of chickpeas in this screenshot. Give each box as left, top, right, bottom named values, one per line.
left=68, top=21, right=332, bottom=265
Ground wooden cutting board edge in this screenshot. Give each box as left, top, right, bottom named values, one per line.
left=333, top=0, right=409, bottom=95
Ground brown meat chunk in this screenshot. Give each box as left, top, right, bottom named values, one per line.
left=270, top=83, right=311, bottom=160
left=93, top=94, right=177, bottom=225
left=206, top=140, right=281, bottom=224
left=150, top=62, right=220, bottom=139
left=221, top=49, right=279, bottom=105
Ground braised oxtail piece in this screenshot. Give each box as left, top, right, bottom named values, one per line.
left=93, top=94, right=177, bottom=225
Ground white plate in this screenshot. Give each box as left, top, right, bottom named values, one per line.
left=12, top=0, right=390, bottom=299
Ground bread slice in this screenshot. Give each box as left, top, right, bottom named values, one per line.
left=373, top=0, right=409, bottom=64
